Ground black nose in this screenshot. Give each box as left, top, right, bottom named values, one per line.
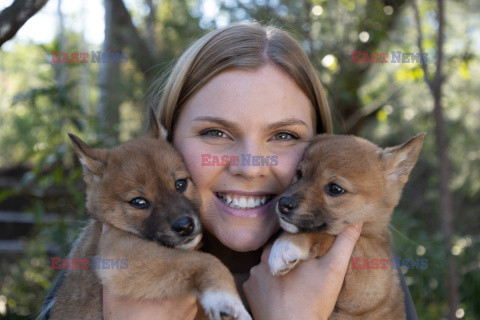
left=277, top=196, right=297, bottom=215
left=172, top=217, right=195, bottom=237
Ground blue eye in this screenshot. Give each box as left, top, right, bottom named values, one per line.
left=129, top=197, right=150, bottom=209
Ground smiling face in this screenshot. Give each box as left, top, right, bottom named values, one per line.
left=172, top=64, right=315, bottom=252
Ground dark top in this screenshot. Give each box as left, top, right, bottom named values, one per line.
left=40, top=257, right=418, bottom=319
left=397, top=254, right=419, bottom=320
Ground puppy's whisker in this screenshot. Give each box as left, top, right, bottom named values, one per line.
left=389, top=223, right=422, bottom=247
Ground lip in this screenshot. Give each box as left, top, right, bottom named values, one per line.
left=214, top=189, right=275, bottom=197
left=280, top=215, right=328, bottom=233
left=176, top=234, right=202, bottom=250
left=213, top=191, right=278, bottom=219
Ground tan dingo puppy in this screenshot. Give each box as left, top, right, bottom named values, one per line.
left=45, top=109, right=251, bottom=320
left=269, top=133, right=425, bottom=319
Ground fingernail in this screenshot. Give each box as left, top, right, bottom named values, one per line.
left=352, top=223, right=363, bottom=233
left=102, top=224, right=110, bottom=233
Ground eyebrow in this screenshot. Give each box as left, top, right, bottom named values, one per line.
left=192, top=116, right=308, bottom=132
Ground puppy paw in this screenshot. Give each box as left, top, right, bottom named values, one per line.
left=269, top=238, right=309, bottom=276
left=200, top=290, right=252, bottom=320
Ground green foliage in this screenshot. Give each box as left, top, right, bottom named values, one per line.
left=0, top=0, right=479, bottom=319
left=0, top=201, right=86, bottom=319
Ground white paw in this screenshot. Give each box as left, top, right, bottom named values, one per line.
left=269, top=238, right=309, bottom=276
left=200, top=291, right=252, bottom=320
left=279, top=219, right=299, bottom=234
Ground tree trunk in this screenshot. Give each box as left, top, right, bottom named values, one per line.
left=412, top=0, right=460, bottom=317
left=97, top=0, right=122, bottom=145
left=55, top=0, right=67, bottom=88
left=433, top=1, right=460, bottom=317
left=79, top=1, right=90, bottom=122
left=433, top=86, right=459, bottom=320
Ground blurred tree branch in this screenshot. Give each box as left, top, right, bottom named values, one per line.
left=110, top=0, right=156, bottom=81
left=330, top=0, right=407, bottom=134
left=0, top=0, right=49, bottom=48
left=145, top=0, right=159, bottom=57
left=344, top=84, right=403, bottom=133
left=97, top=0, right=158, bottom=143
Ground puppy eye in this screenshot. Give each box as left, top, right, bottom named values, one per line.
left=129, top=197, right=150, bottom=209
left=327, top=183, right=346, bottom=196
left=175, top=179, right=187, bottom=192
left=296, top=169, right=302, bottom=180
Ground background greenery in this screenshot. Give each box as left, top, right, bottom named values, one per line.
left=0, top=0, right=478, bottom=319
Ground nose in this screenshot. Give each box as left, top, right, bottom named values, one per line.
left=277, top=196, right=297, bottom=215
left=172, top=216, right=195, bottom=237
left=228, top=141, right=270, bottom=180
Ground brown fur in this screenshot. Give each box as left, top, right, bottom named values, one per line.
left=46, top=109, right=251, bottom=320
left=269, top=133, right=425, bottom=319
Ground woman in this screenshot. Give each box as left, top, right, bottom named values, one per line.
left=103, top=23, right=417, bottom=319
left=44, top=22, right=417, bottom=319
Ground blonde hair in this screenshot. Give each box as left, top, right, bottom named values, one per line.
left=157, top=22, right=332, bottom=140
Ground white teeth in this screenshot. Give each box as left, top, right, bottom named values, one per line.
left=216, top=193, right=271, bottom=209
left=239, top=197, right=247, bottom=207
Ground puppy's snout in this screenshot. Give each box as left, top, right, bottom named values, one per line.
left=278, top=196, right=297, bottom=215
left=172, top=216, right=195, bottom=237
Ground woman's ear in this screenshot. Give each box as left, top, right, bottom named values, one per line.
left=147, top=107, right=168, bottom=140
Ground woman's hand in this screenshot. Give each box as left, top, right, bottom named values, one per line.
left=243, top=224, right=362, bottom=320
left=101, top=224, right=198, bottom=320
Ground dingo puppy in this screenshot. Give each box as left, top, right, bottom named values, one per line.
left=45, top=109, right=251, bottom=320
left=269, top=133, right=424, bottom=319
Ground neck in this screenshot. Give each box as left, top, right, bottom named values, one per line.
left=201, top=230, right=262, bottom=273
left=357, top=219, right=393, bottom=255
left=360, top=212, right=393, bottom=239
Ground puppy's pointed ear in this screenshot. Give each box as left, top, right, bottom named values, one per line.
left=68, top=133, right=107, bottom=176
left=379, top=133, right=425, bottom=184
left=147, top=107, right=168, bottom=140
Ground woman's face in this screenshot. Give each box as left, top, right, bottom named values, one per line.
left=173, top=64, right=315, bottom=252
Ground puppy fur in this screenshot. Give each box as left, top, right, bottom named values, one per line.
left=45, top=109, right=251, bottom=320
left=268, top=133, right=425, bottom=320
